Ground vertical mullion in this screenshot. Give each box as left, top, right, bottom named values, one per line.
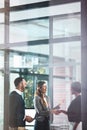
left=4, top=0, right=10, bottom=130
left=49, top=16, right=53, bottom=123
left=81, top=0, right=87, bottom=129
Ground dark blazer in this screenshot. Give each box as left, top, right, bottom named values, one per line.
left=9, top=91, right=25, bottom=127
left=34, top=95, right=50, bottom=122
left=67, top=95, right=81, bottom=122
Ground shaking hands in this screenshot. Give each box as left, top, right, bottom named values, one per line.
left=51, top=109, right=62, bottom=115
left=25, top=115, right=34, bottom=122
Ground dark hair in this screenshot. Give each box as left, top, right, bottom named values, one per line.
left=37, top=81, right=46, bottom=89
left=14, top=77, right=23, bottom=87
left=36, top=81, right=46, bottom=95
left=36, top=81, right=47, bottom=106
left=71, top=81, right=81, bottom=93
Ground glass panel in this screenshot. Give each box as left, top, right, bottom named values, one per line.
left=9, top=2, right=80, bottom=43
left=9, top=18, right=49, bottom=43
left=10, top=0, right=50, bottom=7
left=52, top=41, right=81, bottom=126
left=10, top=2, right=80, bottom=21
left=9, top=44, right=49, bottom=109
left=0, top=51, right=4, bottom=130
left=0, top=1, right=4, bottom=8
left=53, top=14, right=80, bottom=38
left=0, top=13, right=4, bottom=44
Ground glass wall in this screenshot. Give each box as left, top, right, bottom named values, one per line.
left=53, top=14, right=80, bottom=38
left=0, top=0, right=81, bottom=130
left=9, top=18, right=49, bottom=43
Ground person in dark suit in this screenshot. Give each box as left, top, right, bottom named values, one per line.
left=9, top=77, right=34, bottom=130
left=54, top=81, right=82, bottom=130
left=34, top=81, right=50, bottom=130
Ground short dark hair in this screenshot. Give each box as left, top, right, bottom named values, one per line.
left=71, top=81, right=81, bottom=93
left=14, top=77, right=23, bottom=87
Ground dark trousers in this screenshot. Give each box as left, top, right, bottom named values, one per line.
left=34, top=118, right=50, bottom=130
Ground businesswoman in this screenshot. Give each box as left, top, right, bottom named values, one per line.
left=34, top=81, right=50, bottom=130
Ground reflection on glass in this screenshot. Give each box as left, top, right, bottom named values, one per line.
left=0, top=51, right=4, bottom=130
left=10, top=0, right=50, bottom=6
left=53, top=42, right=81, bottom=125
left=53, top=14, right=80, bottom=38
left=0, top=13, right=4, bottom=44
left=9, top=18, right=49, bottom=43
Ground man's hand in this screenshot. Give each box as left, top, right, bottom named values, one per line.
left=25, top=116, right=34, bottom=122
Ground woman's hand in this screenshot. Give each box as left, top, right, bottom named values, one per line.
left=50, top=109, right=62, bottom=115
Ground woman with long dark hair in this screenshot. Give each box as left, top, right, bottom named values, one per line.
left=34, top=81, right=50, bottom=130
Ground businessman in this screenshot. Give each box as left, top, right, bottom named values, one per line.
left=9, top=77, right=34, bottom=130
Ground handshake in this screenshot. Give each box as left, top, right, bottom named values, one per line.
left=25, top=115, right=34, bottom=123
left=51, top=99, right=65, bottom=115
left=51, top=109, right=62, bottom=115
left=50, top=104, right=63, bottom=115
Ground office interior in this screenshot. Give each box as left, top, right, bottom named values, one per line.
left=0, top=0, right=87, bottom=130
